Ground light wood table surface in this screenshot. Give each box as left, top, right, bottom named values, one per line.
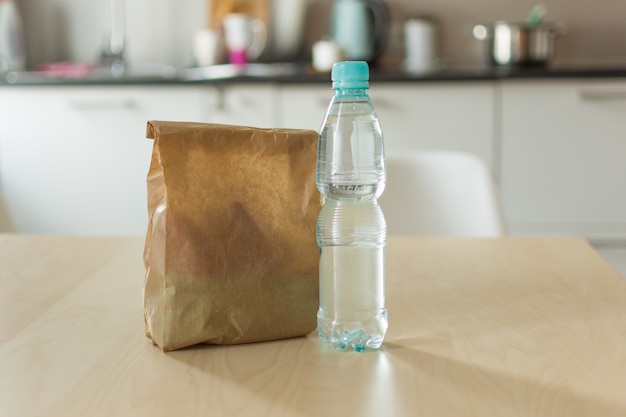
left=1, top=234, right=626, bottom=416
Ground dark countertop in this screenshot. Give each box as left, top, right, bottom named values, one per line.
left=2, top=62, right=626, bottom=86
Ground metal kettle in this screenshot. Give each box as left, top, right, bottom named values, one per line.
left=330, top=0, right=389, bottom=64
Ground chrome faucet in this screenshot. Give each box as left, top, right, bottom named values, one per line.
left=100, top=0, right=125, bottom=77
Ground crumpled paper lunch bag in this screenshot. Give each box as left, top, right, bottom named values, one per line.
left=143, top=120, right=320, bottom=352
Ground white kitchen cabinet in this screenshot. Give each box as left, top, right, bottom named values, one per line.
left=0, top=86, right=206, bottom=235
left=7, top=77, right=626, bottom=241
left=500, top=79, right=626, bottom=240
left=275, top=84, right=329, bottom=131
left=0, top=82, right=334, bottom=235
left=200, top=84, right=276, bottom=128
left=276, top=82, right=496, bottom=168
left=0, top=83, right=275, bottom=235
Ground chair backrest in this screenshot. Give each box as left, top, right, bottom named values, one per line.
left=380, top=150, right=506, bottom=237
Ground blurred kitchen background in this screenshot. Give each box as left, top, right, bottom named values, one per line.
left=15, top=0, right=626, bottom=70
left=4, top=0, right=626, bottom=277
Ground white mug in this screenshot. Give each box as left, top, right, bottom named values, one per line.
left=193, top=29, right=220, bottom=67
left=312, top=39, right=345, bottom=72
left=404, top=18, right=438, bottom=74
left=222, top=13, right=267, bottom=65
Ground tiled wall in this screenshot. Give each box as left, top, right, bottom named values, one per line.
left=17, top=0, right=626, bottom=69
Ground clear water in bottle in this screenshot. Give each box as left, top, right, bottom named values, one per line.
left=317, top=199, right=387, bottom=351
left=316, top=61, right=387, bottom=351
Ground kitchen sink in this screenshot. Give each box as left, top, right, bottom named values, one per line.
left=179, top=63, right=301, bottom=81
left=2, top=63, right=179, bottom=84
left=2, top=62, right=302, bottom=85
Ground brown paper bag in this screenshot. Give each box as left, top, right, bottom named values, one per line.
left=143, top=120, right=321, bottom=352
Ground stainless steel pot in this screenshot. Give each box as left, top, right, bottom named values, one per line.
left=473, top=21, right=566, bottom=66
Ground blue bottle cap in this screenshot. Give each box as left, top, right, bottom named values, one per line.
left=331, top=61, right=370, bottom=90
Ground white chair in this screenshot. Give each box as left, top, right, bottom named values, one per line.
left=380, top=150, right=506, bottom=237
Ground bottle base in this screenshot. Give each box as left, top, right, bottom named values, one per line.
left=317, top=309, right=388, bottom=352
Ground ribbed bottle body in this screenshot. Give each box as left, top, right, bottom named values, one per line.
left=316, top=80, right=387, bottom=351
left=316, top=199, right=387, bottom=351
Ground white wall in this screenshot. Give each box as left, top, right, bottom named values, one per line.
left=15, top=0, right=626, bottom=69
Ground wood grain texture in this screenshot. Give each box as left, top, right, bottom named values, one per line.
left=1, top=235, right=626, bottom=416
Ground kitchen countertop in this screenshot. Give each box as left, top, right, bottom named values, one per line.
left=2, top=234, right=626, bottom=416
left=2, top=62, right=626, bottom=86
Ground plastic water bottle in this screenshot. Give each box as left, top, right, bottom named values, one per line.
left=316, top=61, right=387, bottom=351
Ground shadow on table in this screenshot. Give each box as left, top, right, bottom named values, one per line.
left=159, top=331, right=625, bottom=417
left=164, top=333, right=400, bottom=416
left=382, top=338, right=625, bottom=416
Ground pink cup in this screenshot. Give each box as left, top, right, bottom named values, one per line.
left=229, top=49, right=247, bottom=65
left=222, top=13, right=267, bottom=65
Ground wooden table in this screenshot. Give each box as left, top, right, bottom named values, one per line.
left=1, top=235, right=626, bottom=417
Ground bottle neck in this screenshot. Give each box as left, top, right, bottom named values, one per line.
left=334, top=88, right=369, bottom=98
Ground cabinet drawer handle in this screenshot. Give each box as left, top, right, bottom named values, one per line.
left=67, top=98, right=138, bottom=110
left=579, top=90, right=626, bottom=102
